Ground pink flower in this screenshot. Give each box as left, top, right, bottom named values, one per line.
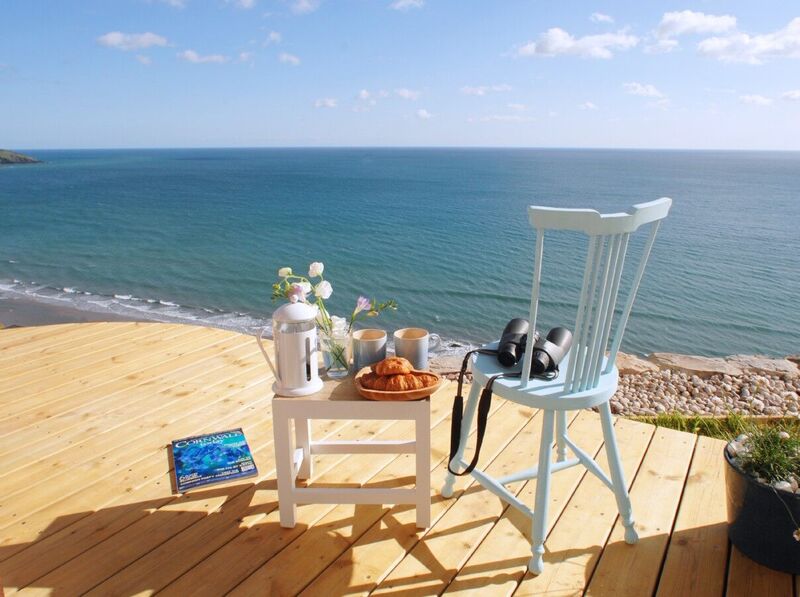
left=287, top=283, right=307, bottom=304
left=353, top=296, right=371, bottom=316
left=308, top=262, right=324, bottom=277
left=314, top=280, right=333, bottom=300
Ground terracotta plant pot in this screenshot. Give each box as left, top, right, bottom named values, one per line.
left=725, top=448, right=800, bottom=574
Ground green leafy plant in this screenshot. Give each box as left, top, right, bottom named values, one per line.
left=734, top=425, right=800, bottom=484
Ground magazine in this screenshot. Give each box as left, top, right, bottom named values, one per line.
left=171, top=428, right=257, bottom=493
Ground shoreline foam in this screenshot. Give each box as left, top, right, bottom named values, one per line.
left=0, top=284, right=479, bottom=356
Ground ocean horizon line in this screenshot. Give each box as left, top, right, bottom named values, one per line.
left=12, top=145, right=800, bottom=154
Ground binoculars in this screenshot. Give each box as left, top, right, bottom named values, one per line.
left=497, top=318, right=573, bottom=376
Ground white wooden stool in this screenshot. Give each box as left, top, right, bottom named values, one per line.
left=272, top=379, right=431, bottom=529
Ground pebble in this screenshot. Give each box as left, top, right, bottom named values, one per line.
left=610, top=371, right=800, bottom=416
left=773, top=480, right=793, bottom=493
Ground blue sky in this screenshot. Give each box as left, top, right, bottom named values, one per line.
left=2, top=1, right=800, bottom=149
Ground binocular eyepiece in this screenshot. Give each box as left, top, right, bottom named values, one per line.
left=497, top=318, right=535, bottom=367
left=497, top=318, right=573, bottom=376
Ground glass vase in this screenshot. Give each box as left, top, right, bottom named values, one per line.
left=320, top=330, right=351, bottom=379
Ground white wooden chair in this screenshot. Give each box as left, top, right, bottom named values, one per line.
left=442, top=197, right=672, bottom=574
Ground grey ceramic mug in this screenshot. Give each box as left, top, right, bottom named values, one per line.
left=352, top=329, right=387, bottom=372
left=393, top=328, right=441, bottom=370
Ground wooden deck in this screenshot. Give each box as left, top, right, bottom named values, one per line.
left=0, top=322, right=796, bottom=596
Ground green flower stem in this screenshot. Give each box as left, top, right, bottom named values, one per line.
left=324, top=339, right=348, bottom=371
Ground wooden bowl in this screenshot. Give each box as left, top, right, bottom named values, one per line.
left=354, top=367, right=442, bottom=401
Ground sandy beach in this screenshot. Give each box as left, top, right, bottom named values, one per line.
left=0, top=296, right=145, bottom=328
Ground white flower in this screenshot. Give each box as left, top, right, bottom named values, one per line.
left=331, top=315, right=347, bottom=331
left=315, top=280, right=333, bottom=300
left=779, top=431, right=791, bottom=440
left=308, top=262, right=324, bottom=277
left=299, top=281, right=312, bottom=294
left=278, top=267, right=292, bottom=277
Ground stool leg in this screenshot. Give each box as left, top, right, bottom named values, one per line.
left=441, top=382, right=481, bottom=498
left=415, top=400, right=431, bottom=528
left=556, top=410, right=568, bottom=462
left=529, top=409, right=555, bottom=575
left=599, top=401, right=638, bottom=544
left=274, top=409, right=297, bottom=528
left=295, top=418, right=312, bottom=481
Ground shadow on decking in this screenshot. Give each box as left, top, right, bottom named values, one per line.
left=1, top=473, right=731, bottom=596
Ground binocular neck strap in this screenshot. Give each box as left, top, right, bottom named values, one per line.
left=447, top=349, right=559, bottom=477
left=448, top=348, right=500, bottom=477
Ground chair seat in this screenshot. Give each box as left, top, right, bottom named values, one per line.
left=471, top=341, right=618, bottom=411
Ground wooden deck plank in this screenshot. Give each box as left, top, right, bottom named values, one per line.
left=1, top=389, right=357, bottom=593
left=511, top=418, right=654, bottom=597
left=366, top=410, right=587, bottom=597
left=0, top=382, right=287, bottom=594
left=0, top=324, right=218, bottom=408
left=0, top=327, right=238, bottom=435
left=726, top=546, right=794, bottom=597
left=0, top=340, right=263, bottom=476
left=440, top=410, right=609, bottom=597
left=224, top=393, right=523, bottom=597
left=0, top=336, right=261, bottom=468
left=0, top=321, right=84, bottom=340
left=0, top=324, right=228, bottom=409
left=0, top=322, right=166, bottom=379
left=2, top=350, right=267, bottom=497
left=0, top=334, right=256, bottom=437
left=227, top=400, right=533, bottom=597
left=91, top=385, right=453, bottom=596
left=655, top=435, right=729, bottom=597
left=585, top=426, right=697, bottom=596
left=0, top=366, right=273, bottom=552
left=160, top=385, right=459, bottom=597
left=0, top=322, right=126, bottom=358
left=14, top=410, right=381, bottom=596
left=0, top=323, right=180, bottom=374
left=0, top=323, right=139, bottom=371
left=0, top=323, right=735, bottom=597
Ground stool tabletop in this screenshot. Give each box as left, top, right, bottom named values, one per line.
left=273, top=375, right=433, bottom=403
left=272, top=377, right=366, bottom=402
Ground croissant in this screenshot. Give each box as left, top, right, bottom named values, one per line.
left=413, top=372, right=439, bottom=388
left=360, top=357, right=439, bottom=392
left=384, top=374, right=423, bottom=391
left=360, top=372, right=381, bottom=389
left=373, top=357, right=413, bottom=376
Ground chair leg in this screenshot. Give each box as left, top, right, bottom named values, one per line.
left=599, top=401, right=638, bottom=544
left=529, top=409, right=555, bottom=575
left=441, top=382, right=481, bottom=498
left=556, top=410, right=568, bottom=462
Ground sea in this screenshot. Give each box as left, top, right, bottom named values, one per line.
left=1, top=148, right=798, bottom=358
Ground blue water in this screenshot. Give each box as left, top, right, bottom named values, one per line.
left=1, top=148, right=798, bottom=357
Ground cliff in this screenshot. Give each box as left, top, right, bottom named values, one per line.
left=0, top=150, right=41, bottom=164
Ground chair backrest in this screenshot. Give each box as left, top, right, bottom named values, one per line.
left=521, top=198, right=672, bottom=393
